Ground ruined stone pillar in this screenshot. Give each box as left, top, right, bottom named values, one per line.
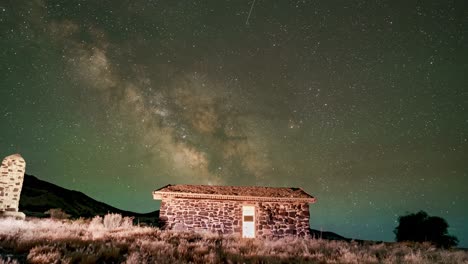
left=0, top=154, right=26, bottom=219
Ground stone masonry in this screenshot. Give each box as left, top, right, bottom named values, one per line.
left=0, top=154, right=26, bottom=219
left=159, top=198, right=312, bottom=238
left=256, top=202, right=310, bottom=238
left=159, top=198, right=243, bottom=234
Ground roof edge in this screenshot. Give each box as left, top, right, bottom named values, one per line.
left=153, top=191, right=316, bottom=203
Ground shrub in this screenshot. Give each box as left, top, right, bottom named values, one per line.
left=100, top=213, right=134, bottom=229
left=89, top=215, right=103, bottom=229
left=103, top=213, right=122, bottom=229
left=394, top=211, right=458, bottom=248
left=44, top=208, right=70, bottom=220
left=27, top=245, right=62, bottom=264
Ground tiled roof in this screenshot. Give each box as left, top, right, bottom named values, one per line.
left=153, top=184, right=315, bottom=202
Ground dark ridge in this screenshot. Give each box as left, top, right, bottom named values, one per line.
left=309, top=229, right=384, bottom=244
left=19, top=174, right=159, bottom=225
left=309, top=228, right=352, bottom=241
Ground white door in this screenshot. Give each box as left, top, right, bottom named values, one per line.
left=242, top=205, right=255, bottom=238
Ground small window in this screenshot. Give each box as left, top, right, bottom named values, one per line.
left=244, top=215, right=254, bottom=222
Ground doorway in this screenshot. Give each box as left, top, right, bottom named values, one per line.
left=242, top=205, right=255, bottom=238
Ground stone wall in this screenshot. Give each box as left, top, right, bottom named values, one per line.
left=160, top=198, right=243, bottom=235
left=256, top=202, right=310, bottom=238
left=0, top=154, right=26, bottom=214
left=159, top=198, right=311, bottom=238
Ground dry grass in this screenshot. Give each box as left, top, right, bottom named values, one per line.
left=0, top=215, right=467, bottom=263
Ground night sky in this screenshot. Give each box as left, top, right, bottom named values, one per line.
left=1, top=0, right=467, bottom=246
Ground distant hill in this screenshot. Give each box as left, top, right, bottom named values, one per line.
left=309, top=229, right=384, bottom=244
left=309, top=229, right=352, bottom=241
left=19, top=174, right=159, bottom=225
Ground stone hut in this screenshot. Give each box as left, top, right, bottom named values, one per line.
left=153, top=184, right=316, bottom=238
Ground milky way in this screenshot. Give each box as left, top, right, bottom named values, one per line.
left=1, top=0, right=467, bottom=245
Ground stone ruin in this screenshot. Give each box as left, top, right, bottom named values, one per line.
left=0, top=154, right=26, bottom=219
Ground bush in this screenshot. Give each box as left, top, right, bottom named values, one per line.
left=103, top=213, right=122, bottom=229
left=93, top=213, right=134, bottom=229
left=89, top=215, right=103, bottom=229
left=44, top=208, right=70, bottom=220
left=394, top=211, right=458, bottom=248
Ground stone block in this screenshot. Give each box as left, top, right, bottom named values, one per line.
left=0, top=211, right=25, bottom=220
